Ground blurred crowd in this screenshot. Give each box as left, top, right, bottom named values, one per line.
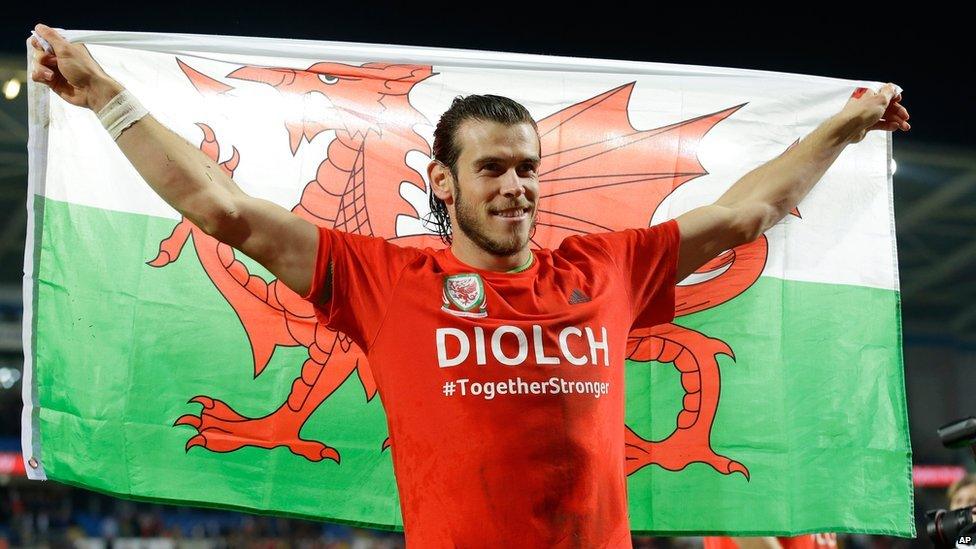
left=0, top=482, right=922, bottom=549
left=0, top=483, right=404, bottom=548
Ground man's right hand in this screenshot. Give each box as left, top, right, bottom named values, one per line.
left=30, top=23, right=123, bottom=111
left=29, top=23, right=322, bottom=300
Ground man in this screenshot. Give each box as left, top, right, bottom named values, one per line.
left=949, top=474, right=976, bottom=510
left=30, top=23, right=908, bottom=548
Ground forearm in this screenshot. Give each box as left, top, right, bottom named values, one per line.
left=715, top=113, right=857, bottom=241
left=675, top=84, right=904, bottom=279
left=91, top=77, right=240, bottom=235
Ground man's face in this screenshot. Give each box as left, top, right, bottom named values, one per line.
left=951, top=483, right=976, bottom=510
left=447, top=120, right=541, bottom=257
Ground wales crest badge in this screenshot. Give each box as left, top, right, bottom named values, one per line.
left=442, top=274, right=488, bottom=318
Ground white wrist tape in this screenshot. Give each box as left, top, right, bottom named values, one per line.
left=96, top=89, right=149, bottom=140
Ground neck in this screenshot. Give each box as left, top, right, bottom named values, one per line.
left=449, top=238, right=532, bottom=272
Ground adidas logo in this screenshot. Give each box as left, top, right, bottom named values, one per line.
left=568, top=288, right=591, bottom=304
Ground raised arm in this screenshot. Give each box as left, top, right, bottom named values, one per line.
left=675, top=84, right=910, bottom=281
left=30, top=24, right=326, bottom=300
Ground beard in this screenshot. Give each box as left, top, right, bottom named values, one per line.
left=453, top=181, right=535, bottom=257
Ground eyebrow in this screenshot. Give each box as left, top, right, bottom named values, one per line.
left=473, top=156, right=541, bottom=166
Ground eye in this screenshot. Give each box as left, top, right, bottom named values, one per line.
left=318, top=74, right=339, bottom=85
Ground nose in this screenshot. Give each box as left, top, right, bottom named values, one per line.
left=499, top=168, right=525, bottom=198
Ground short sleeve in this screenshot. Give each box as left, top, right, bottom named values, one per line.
left=301, top=227, right=419, bottom=350
left=573, top=220, right=680, bottom=328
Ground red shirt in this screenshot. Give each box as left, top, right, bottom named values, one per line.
left=303, top=220, right=679, bottom=548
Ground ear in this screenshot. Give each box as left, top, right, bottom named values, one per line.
left=428, top=161, right=455, bottom=204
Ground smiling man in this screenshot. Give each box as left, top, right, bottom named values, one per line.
left=426, top=100, right=541, bottom=270
left=30, top=23, right=909, bottom=548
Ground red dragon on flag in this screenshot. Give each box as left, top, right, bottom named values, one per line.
left=158, top=58, right=767, bottom=480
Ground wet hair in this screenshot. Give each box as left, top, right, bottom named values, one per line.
left=426, top=94, right=537, bottom=244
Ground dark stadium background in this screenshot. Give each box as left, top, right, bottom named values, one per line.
left=0, top=4, right=972, bottom=547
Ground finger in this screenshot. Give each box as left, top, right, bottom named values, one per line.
left=870, top=120, right=902, bottom=132
left=32, top=28, right=54, bottom=50
left=34, top=24, right=70, bottom=54
left=884, top=119, right=910, bottom=131
left=876, top=83, right=896, bottom=104
left=37, top=52, right=58, bottom=69
left=888, top=117, right=910, bottom=131
left=882, top=103, right=903, bottom=120
left=36, top=66, right=54, bottom=80
left=34, top=51, right=57, bottom=69
left=31, top=68, right=54, bottom=83
left=30, top=38, right=46, bottom=62
left=887, top=114, right=908, bottom=127
left=29, top=32, right=52, bottom=55
left=883, top=103, right=910, bottom=124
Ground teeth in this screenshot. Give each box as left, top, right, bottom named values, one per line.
left=496, top=208, right=526, bottom=218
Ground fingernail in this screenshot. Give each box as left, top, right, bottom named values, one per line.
left=851, top=87, right=868, bottom=99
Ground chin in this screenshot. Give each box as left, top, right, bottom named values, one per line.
left=473, top=231, right=527, bottom=257
left=456, top=210, right=535, bottom=257
left=491, top=232, right=531, bottom=256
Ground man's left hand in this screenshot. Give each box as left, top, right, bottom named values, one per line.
left=843, top=83, right=910, bottom=143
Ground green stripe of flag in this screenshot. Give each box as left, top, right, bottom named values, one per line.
left=29, top=197, right=912, bottom=535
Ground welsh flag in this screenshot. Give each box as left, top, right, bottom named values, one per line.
left=22, top=30, right=913, bottom=535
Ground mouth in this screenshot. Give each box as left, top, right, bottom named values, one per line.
left=490, top=206, right=531, bottom=222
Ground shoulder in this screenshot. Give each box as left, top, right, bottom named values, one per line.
left=553, top=224, right=668, bottom=255
left=552, top=232, right=619, bottom=268
left=318, top=230, right=432, bottom=289
left=553, top=221, right=680, bottom=266
left=326, top=229, right=426, bottom=259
